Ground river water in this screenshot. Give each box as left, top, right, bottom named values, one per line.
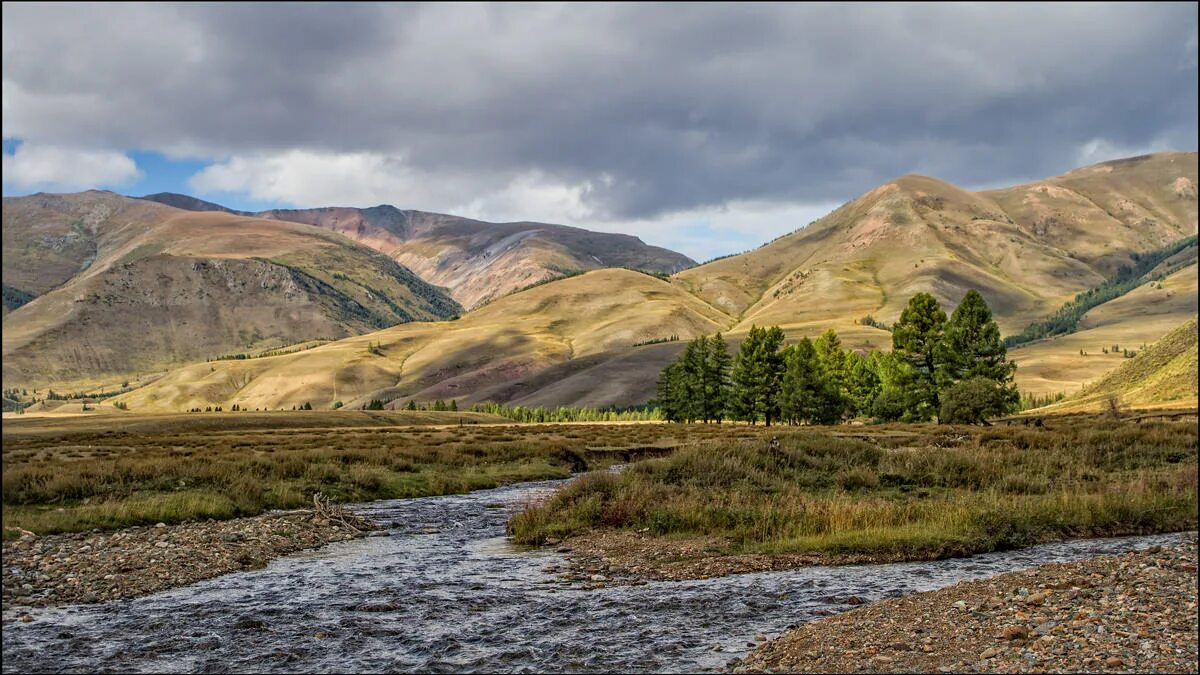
left=1, top=478, right=1186, bottom=673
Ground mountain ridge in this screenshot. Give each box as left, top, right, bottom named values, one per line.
left=137, top=195, right=697, bottom=309
left=99, top=151, right=1198, bottom=412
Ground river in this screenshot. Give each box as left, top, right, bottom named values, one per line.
left=1, top=477, right=1185, bottom=673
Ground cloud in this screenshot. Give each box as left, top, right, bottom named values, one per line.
left=4, top=2, right=1197, bottom=252
left=2, top=143, right=142, bottom=191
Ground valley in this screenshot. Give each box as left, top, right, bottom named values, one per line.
left=7, top=152, right=1188, bottom=414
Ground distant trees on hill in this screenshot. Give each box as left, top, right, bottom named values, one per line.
left=1005, top=235, right=1196, bottom=347
left=655, top=290, right=1018, bottom=425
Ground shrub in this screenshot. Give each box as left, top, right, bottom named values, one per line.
left=939, top=377, right=1011, bottom=424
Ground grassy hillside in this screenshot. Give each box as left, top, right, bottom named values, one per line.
left=1012, top=259, right=1197, bottom=397
left=1034, top=316, right=1198, bottom=413
left=113, top=269, right=731, bottom=412
left=2, top=192, right=461, bottom=390
left=110, top=153, right=1199, bottom=412
left=142, top=197, right=697, bottom=310
left=676, top=153, right=1196, bottom=341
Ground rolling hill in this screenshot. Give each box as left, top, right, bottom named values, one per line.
left=9, top=151, right=1196, bottom=411
left=1033, top=316, right=1198, bottom=413
left=2, top=191, right=461, bottom=391
left=139, top=196, right=697, bottom=310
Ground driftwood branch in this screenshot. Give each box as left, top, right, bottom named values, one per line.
left=311, top=492, right=375, bottom=532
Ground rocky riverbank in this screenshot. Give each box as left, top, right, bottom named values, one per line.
left=2, top=510, right=371, bottom=611
left=736, top=536, right=1198, bottom=674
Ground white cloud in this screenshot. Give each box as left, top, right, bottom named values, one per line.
left=1074, top=137, right=1174, bottom=166
left=187, top=149, right=840, bottom=261
left=1, top=143, right=141, bottom=190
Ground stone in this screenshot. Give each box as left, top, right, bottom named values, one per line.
left=1106, top=656, right=1123, bottom=667
left=981, top=647, right=1000, bottom=659
left=1003, top=626, right=1030, bottom=640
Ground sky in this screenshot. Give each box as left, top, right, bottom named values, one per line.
left=2, top=3, right=1197, bottom=262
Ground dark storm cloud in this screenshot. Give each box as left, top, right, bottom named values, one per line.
left=3, top=2, right=1197, bottom=220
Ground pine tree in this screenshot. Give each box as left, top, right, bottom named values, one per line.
left=729, top=326, right=786, bottom=425
left=845, top=350, right=881, bottom=416
left=449, top=399, right=458, bottom=412
left=935, top=290, right=1017, bottom=384
left=433, top=399, right=446, bottom=411
left=934, top=289, right=1019, bottom=415
left=892, top=292, right=947, bottom=420
left=705, top=332, right=733, bottom=423
left=655, top=361, right=685, bottom=422
left=780, top=338, right=844, bottom=425
left=729, top=327, right=763, bottom=424
left=813, top=328, right=850, bottom=420
left=681, top=336, right=710, bottom=422
left=406, top=400, right=417, bottom=411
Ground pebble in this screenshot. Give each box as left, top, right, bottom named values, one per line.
left=3, top=511, right=372, bottom=608
left=735, top=538, right=1199, bottom=675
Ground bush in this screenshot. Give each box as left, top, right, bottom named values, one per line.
left=871, top=387, right=907, bottom=422
left=940, top=377, right=1010, bottom=424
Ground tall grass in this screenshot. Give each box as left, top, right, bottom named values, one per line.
left=508, top=420, right=1198, bottom=558
left=1, top=418, right=775, bottom=537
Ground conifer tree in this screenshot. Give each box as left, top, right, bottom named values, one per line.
left=704, top=332, right=733, bottom=422
left=729, top=326, right=785, bottom=425
left=681, top=335, right=710, bottom=422
left=655, top=361, right=685, bottom=422
left=891, top=292, right=947, bottom=420
left=934, top=289, right=1019, bottom=414
left=813, top=328, right=850, bottom=420
left=406, top=400, right=417, bottom=411
left=845, top=350, right=881, bottom=416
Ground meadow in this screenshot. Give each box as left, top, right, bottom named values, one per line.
left=1, top=412, right=773, bottom=537
left=509, top=417, right=1198, bottom=560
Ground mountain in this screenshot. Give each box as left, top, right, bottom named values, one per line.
left=138, top=195, right=697, bottom=309
left=138, top=192, right=250, bottom=215
left=1035, top=316, right=1198, bottom=413
left=114, top=268, right=730, bottom=412
left=22, top=151, right=1200, bottom=411
left=675, top=152, right=1197, bottom=338
left=2, top=191, right=461, bottom=390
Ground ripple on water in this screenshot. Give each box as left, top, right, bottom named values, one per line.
left=2, top=478, right=1189, bottom=674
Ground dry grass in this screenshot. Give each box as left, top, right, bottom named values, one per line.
left=0, top=415, right=777, bottom=537
left=509, top=418, right=1198, bottom=560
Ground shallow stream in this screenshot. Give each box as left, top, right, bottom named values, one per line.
left=1, top=478, right=1185, bottom=673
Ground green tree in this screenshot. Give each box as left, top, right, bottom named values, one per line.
left=939, top=376, right=1012, bottom=424
left=681, top=336, right=710, bottom=422
left=813, top=329, right=850, bottom=420
left=891, top=292, right=947, bottom=420
left=934, top=290, right=1018, bottom=413
left=729, top=326, right=786, bottom=425
left=433, top=399, right=447, bottom=412
left=366, top=399, right=385, bottom=411
left=449, top=399, right=458, bottom=412
left=845, top=350, right=881, bottom=416
left=780, top=338, right=843, bottom=425
left=405, top=400, right=417, bottom=411
left=655, top=361, right=685, bottom=422
left=704, top=332, right=733, bottom=422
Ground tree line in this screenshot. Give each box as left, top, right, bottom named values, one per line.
left=1004, top=235, right=1196, bottom=347
left=656, top=290, right=1018, bottom=425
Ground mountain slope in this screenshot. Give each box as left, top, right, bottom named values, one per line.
left=139, top=195, right=697, bottom=310
left=106, top=151, right=1200, bottom=410
left=2, top=191, right=461, bottom=389
left=114, top=269, right=729, bottom=412
left=675, top=152, right=1197, bottom=339
left=1035, top=316, right=1198, bottom=413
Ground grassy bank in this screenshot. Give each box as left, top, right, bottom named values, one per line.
left=1, top=415, right=772, bottom=537
left=509, top=419, right=1198, bottom=559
